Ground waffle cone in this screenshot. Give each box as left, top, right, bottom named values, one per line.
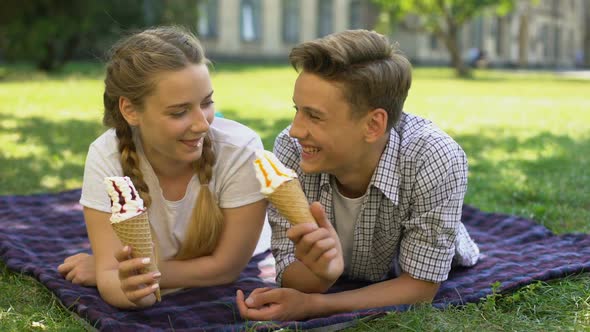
left=267, top=179, right=315, bottom=225
left=111, top=212, right=161, bottom=301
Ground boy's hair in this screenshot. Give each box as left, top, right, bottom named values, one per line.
left=289, top=29, right=412, bottom=130
left=102, top=26, right=223, bottom=260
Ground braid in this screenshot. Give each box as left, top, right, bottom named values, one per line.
left=104, top=90, right=152, bottom=208
left=116, top=125, right=152, bottom=208
left=175, top=135, right=224, bottom=260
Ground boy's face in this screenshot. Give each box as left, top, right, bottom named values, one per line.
left=290, top=71, right=367, bottom=177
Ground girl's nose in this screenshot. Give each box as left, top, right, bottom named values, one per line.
left=191, top=108, right=210, bottom=133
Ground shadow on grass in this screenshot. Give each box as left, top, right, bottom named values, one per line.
left=0, top=113, right=104, bottom=195
left=455, top=129, right=590, bottom=233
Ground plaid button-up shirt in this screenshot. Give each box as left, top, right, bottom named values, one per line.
left=270, top=112, right=480, bottom=285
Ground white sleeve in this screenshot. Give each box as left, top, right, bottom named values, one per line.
left=217, top=134, right=265, bottom=209
left=79, top=143, right=123, bottom=213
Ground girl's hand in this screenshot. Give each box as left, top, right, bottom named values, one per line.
left=115, top=246, right=161, bottom=307
left=58, top=253, right=96, bottom=286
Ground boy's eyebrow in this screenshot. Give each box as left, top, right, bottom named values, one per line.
left=292, top=99, right=324, bottom=115
left=165, top=90, right=214, bottom=109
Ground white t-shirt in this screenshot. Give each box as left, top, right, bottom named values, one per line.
left=80, top=117, right=270, bottom=259
left=331, top=177, right=365, bottom=274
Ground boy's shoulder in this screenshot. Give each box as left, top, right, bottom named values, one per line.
left=395, top=112, right=464, bottom=162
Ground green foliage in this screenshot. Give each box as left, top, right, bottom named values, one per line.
left=373, top=0, right=515, bottom=28
left=0, top=1, right=202, bottom=71
left=372, top=0, right=516, bottom=77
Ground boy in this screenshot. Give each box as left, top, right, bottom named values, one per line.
left=237, top=29, right=479, bottom=321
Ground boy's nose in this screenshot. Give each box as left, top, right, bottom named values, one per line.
left=289, top=112, right=306, bottom=139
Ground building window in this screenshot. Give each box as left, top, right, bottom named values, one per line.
left=197, top=0, right=218, bottom=39
left=317, top=0, right=333, bottom=37
left=470, top=16, right=484, bottom=50
left=282, top=0, right=300, bottom=43
left=349, top=0, right=362, bottom=29
left=554, top=25, right=561, bottom=60
left=495, top=16, right=504, bottom=57
left=240, top=0, right=262, bottom=42
left=430, top=34, right=438, bottom=50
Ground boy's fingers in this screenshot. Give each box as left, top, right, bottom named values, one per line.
left=310, top=202, right=331, bottom=229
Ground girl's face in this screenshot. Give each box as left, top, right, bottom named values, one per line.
left=135, top=63, right=215, bottom=173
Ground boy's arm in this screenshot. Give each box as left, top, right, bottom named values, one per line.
left=238, top=272, right=439, bottom=321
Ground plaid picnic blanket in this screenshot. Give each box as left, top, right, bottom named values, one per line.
left=1, top=189, right=589, bottom=331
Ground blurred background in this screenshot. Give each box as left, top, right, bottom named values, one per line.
left=0, top=0, right=588, bottom=75
left=1, top=1, right=590, bottom=331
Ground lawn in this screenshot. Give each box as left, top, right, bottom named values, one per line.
left=1, top=62, right=589, bottom=331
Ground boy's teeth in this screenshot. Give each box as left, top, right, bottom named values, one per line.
left=303, top=147, right=319, bottom=153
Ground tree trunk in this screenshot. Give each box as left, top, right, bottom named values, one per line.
left=439, top=29, right=470, bottom=77
left=38, top=40, right=57, bottom=71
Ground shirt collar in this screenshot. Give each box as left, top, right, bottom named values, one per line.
left=369, top=128, right=401, bottom=205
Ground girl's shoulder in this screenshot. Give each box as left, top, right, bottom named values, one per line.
left=88, top=128, right=119, bottom=157
left=209, top=118, right=262, bottom=151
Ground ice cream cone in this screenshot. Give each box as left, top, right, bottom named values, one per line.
left=267, top=178, right=314, bottom=225
left=111, top=212, right=161, bottom=301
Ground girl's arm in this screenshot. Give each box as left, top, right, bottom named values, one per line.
left=158, top=199, right=267, bottom=288
left=84, top=207, right=160, bottom=309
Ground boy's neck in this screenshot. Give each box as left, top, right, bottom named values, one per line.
left=333, top=136, right=388, bottom=198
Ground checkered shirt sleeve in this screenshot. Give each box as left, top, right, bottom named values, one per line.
left=397, top=130, right=470, bottom=282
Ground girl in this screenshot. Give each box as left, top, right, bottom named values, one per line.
left=58, top=26, right=269, bottom=309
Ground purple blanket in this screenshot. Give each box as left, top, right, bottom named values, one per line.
left=1, top=189, right=589, bottom=331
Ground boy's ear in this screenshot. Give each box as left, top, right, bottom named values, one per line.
left=119, top=96, right=139, bottom=126
left=364, top=108, right=388, bottom=143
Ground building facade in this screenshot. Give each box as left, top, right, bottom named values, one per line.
left=196, top=0, right=588, bottom=68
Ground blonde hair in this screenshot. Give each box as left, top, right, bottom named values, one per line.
left=289, top=29, right=412, bottom=130
left=102, top=26, right=223, bottom=260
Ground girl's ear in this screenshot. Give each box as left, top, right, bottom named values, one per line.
left=119, top=96, right=139, bottom=126
left=364, top=108, right=388, bottom=143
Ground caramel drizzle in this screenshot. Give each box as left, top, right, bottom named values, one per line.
left=255, top=156, right=289, bottom=187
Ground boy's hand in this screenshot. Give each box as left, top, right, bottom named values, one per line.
left=286, top=202, right=344, bottom=283
left=236, top=287, right=312, bottom=321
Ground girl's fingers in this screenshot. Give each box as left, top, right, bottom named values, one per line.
left=125, top=283, right=160, bottom=303
left=120, top=271, right=161, bottom=292
left=118, top=256, right=153, bottom=278
left=114, top=246, right=131, bottom=263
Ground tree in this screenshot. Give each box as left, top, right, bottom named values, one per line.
left=373, top=0, right=514, bottom=77
left=0, top=0, right=200, bottom=71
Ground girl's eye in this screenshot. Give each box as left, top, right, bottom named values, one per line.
left=201, top=100, right=214, bottom=108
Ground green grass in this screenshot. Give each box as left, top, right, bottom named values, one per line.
left=1, top=62, right=589, bottom=331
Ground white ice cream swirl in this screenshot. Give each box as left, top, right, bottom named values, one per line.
left=253, top=150, right=297, bottom=196
left=104, top=176, right=146, bottom=223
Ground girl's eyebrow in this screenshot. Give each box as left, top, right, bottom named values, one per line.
left=165, top=91, right=214, bottom=109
